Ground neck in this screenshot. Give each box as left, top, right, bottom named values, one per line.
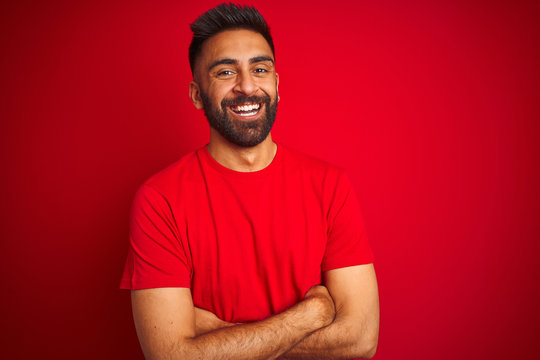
left=207, top=131, right=277, bottom=172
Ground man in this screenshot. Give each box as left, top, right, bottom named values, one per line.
left=121, top=3, right=379, bottom=359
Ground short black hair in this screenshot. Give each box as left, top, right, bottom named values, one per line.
left=189, top=3, right=275, bottom=75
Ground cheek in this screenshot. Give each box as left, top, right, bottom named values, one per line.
left=208, top=84, right=234, bottom=102
left=262, top=79, right=279, bottom=94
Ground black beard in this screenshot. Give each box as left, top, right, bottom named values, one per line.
left=200, top=91, right=278, bottom=148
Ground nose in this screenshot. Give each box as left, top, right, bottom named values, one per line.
left=233, top=70, right=257, bottom=95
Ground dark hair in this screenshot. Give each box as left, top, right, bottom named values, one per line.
left=189, top=3, right=275, bottom=75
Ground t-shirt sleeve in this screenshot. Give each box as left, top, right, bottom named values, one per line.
left=120, top=184, right=192, bottom=289
left=322, top=170, right=374, bottom=272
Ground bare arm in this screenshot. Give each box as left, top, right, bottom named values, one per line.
left=280, top=264, right=380, bottom=359
left=131, top=285, right=335, bottom=360
left=190, top=265, right=379, bottom=359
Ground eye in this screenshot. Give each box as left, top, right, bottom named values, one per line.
left=217, top=70, right=235, bottom=77
left=254, top=68, right=267, bottom=73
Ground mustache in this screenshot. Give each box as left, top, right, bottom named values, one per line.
left=221, top=95, right=271, bottom=107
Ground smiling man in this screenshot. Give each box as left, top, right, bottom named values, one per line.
left=121, top=3, right=379, bottom=359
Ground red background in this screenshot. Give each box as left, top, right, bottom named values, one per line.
left=1, top=0, right=539, bottom=359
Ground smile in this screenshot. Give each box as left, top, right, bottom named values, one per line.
left=229, top=103, right=261, bottom=117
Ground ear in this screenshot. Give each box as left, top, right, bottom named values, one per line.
left=189, top=81, right=204, bottom=110
left=276, top=72, right=280, bottom=102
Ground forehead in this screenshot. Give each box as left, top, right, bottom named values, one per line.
left=198, top=29, right=274, bottom=70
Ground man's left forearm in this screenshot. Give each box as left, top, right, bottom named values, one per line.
left=195, top=305, right=377, bottom=360
left=278, top=313, right=378, bottom=360
left=194, top=303, right=377, bottom=360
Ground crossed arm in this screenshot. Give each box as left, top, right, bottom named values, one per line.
left=131, top=264, right=379, bottom=360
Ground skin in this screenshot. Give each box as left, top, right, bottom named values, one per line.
left=132, top=29, right=380, bottom=359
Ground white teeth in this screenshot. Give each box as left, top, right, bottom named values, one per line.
left=238, top=110, right=258, bottom=116
left=232, top=103, right=260, bottom=112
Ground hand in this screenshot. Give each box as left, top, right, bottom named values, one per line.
left=304, top=285, right=336, bottom=328
left=193, top=307, right=235, bottom=336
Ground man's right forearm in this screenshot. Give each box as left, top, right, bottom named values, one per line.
left=173, top=289, right=334, bottom=360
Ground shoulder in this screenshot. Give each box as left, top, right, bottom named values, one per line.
left=143, top=148, right=204, bottom=190
left=133, top=147, right=206, bottom=206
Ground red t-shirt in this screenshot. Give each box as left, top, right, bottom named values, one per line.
left=120, top=144, right=373, bottom=323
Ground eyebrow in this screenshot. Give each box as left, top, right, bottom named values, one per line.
left=249, top=56, right=274, bottom=65
left=208, top=56, right=275, bottom=71
left=208, top=58, right=238, bottom=71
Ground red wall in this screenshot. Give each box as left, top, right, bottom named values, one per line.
left=1, top=0, right=539, bottom=358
